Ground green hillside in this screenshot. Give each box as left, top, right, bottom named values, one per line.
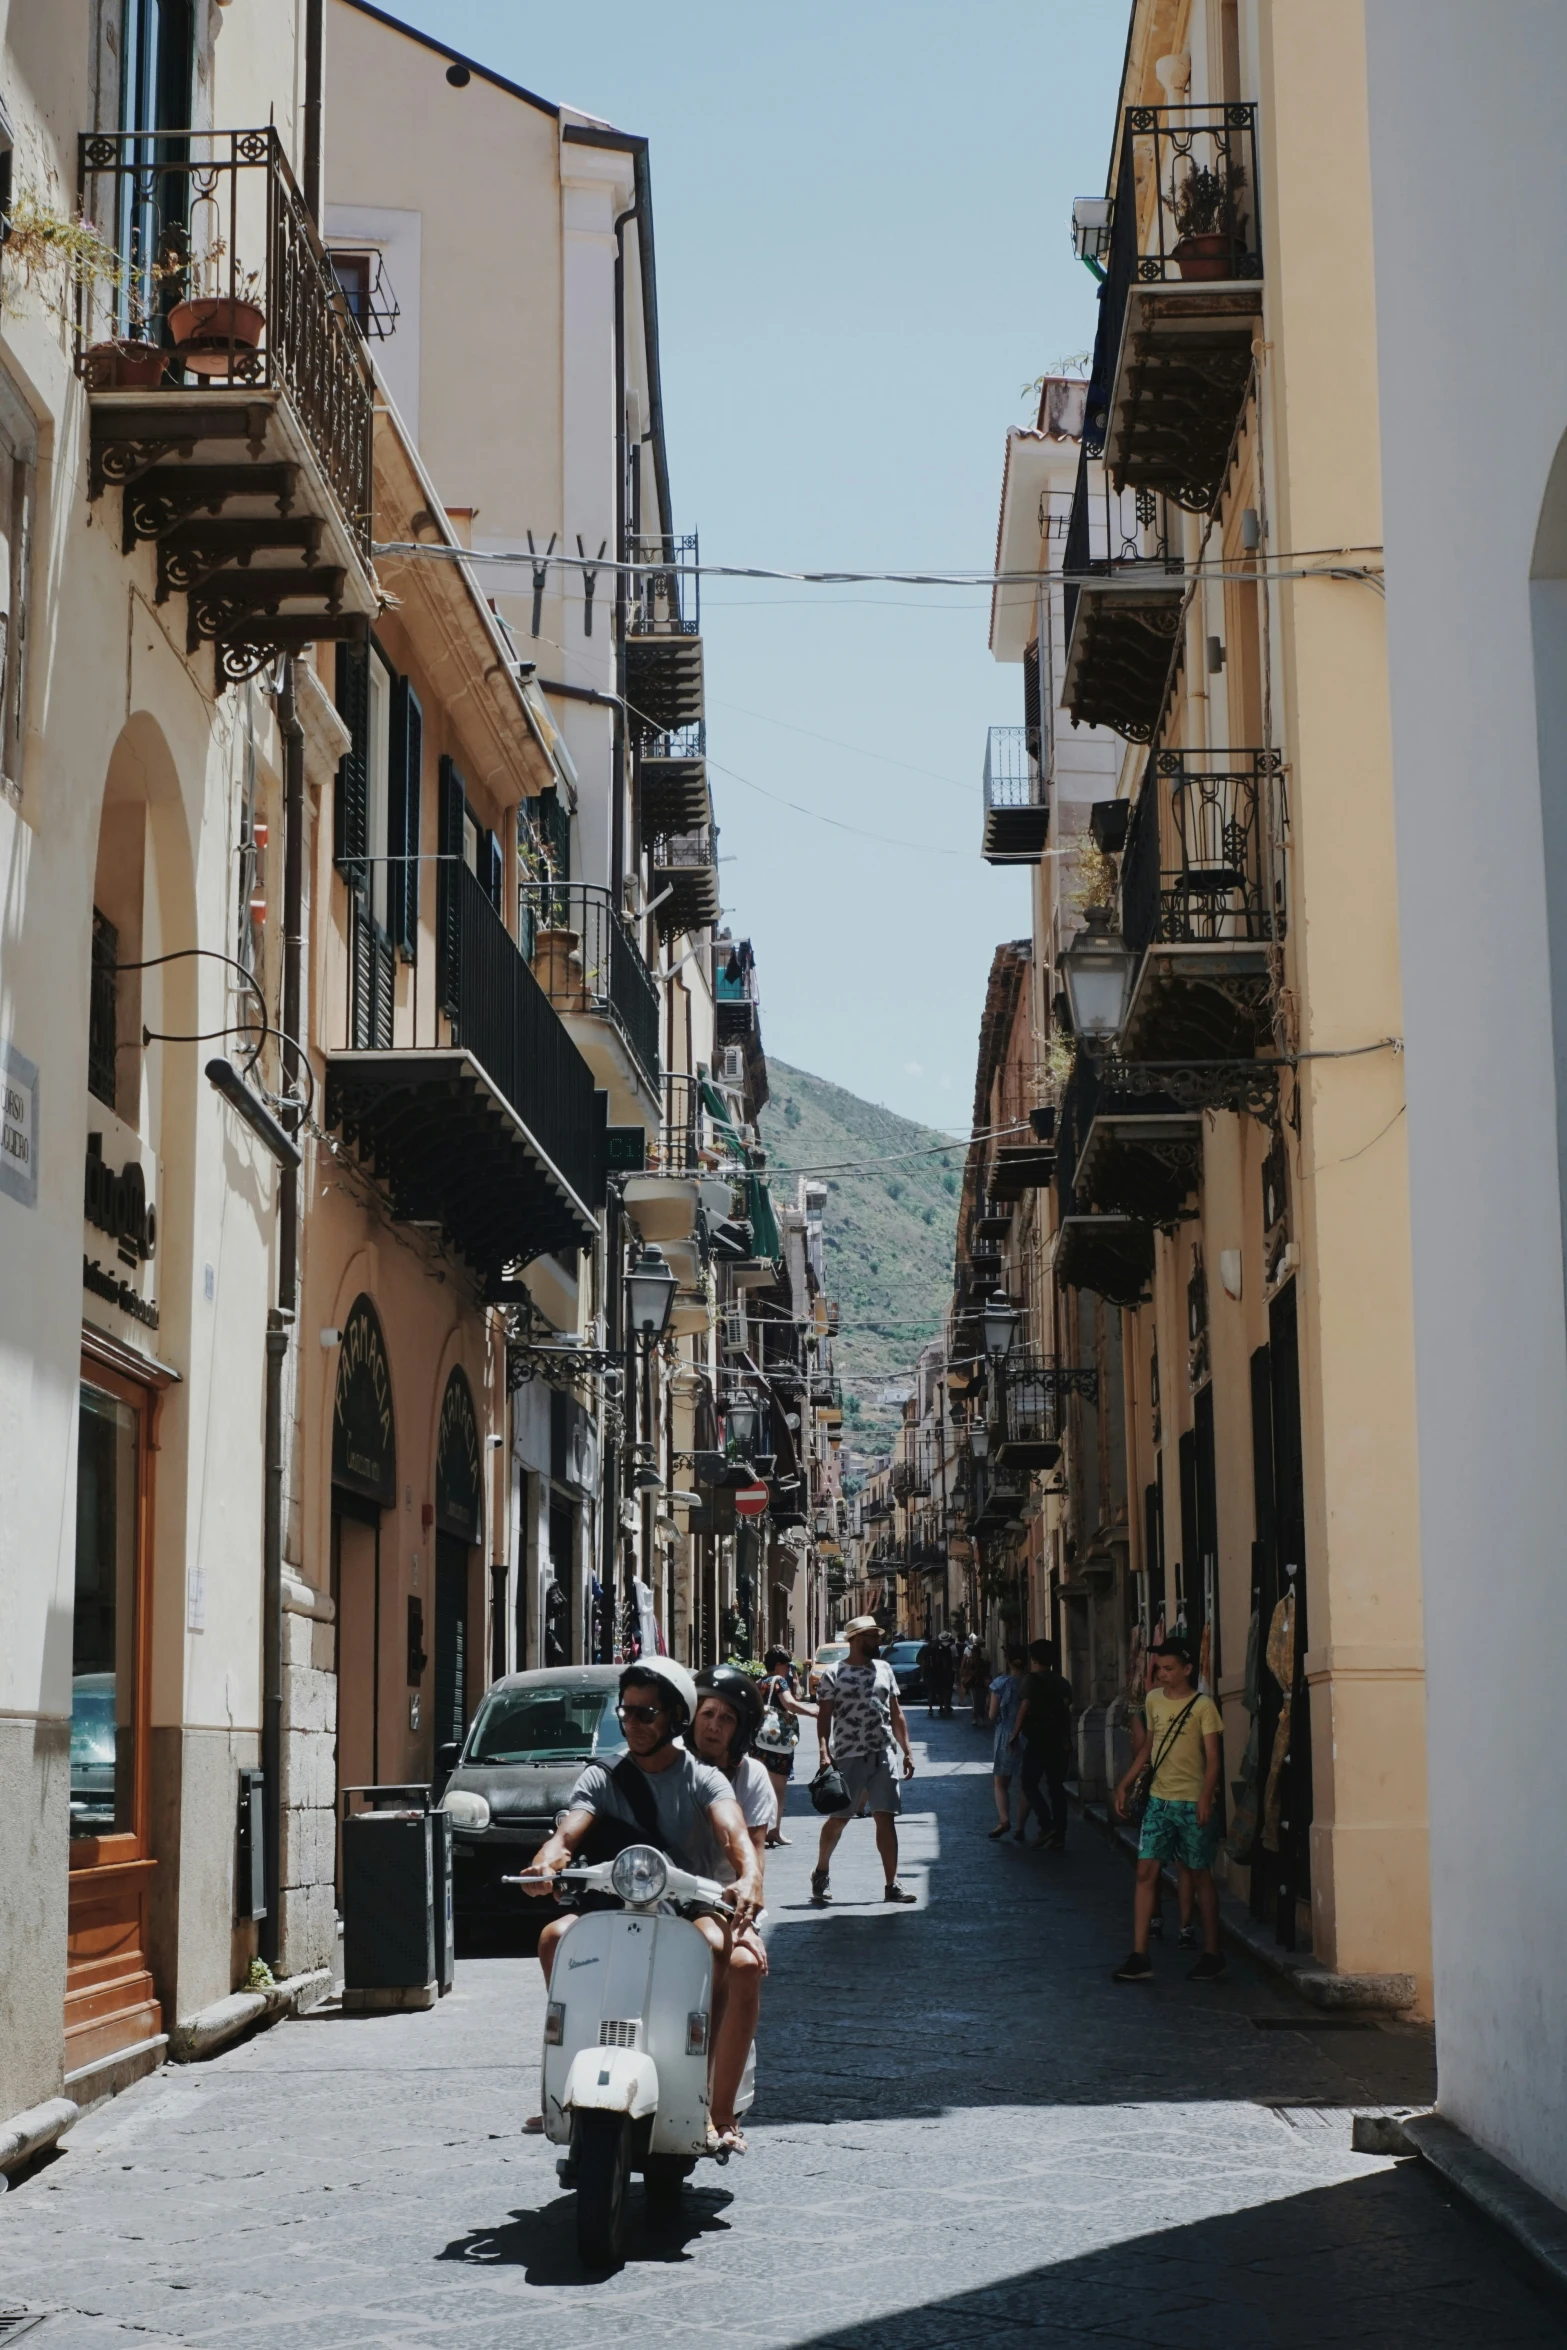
left=757, top=1061, right=960, bottom=1460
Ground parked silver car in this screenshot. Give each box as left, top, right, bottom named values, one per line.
left=440, top=1665, right=627, bottom=1921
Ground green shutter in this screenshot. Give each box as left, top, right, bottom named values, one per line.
left=388, top=676, right=422, bottom=959
left=333, top=639, right=369, bottom=885
left=437, top=754, right=465, bottom=1018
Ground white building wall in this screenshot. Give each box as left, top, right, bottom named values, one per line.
left=1366, top=0, right=1567, bottom=2206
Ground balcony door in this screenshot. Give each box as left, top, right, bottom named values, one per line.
left=335, top=641, right=421, bottom=1052
left=434, top=1369, right=481, bottom=1756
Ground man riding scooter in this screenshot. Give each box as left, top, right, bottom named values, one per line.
left=524, top=1658, right=763, bottom=2155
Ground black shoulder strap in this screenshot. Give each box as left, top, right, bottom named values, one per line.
left=610, top=1755, right=695, bottom=1873
left=1149, top=1694, right=1202, bottom=1779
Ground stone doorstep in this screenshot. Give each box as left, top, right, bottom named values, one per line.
left=168, top=1966, right=333, bottom=2064
left=340, top=1980, right=437, bottom=2013
left=0, top=2097, right=80, bottom=2183
left=1077, top=1798, right=1417, bottom=2011
left=1352, top=2111, right=1567, bottom=2302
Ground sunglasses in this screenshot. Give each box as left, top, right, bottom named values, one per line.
left=616, top=1702, right=667, bottom=1725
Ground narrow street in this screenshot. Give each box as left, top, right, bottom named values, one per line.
left=3, top=1718, right=1559, bottom=2348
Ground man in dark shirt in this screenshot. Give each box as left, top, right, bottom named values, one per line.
left=1012, top=1638, right=1073, bottom=1850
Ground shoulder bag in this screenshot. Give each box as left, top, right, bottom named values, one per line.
left=1123, top=1695, right=1201, bottom=1828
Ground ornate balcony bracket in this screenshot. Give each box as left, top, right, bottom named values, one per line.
left=1102, top=1054, right=1279, bottom=1119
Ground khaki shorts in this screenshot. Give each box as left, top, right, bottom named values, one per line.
left=837, top=1750, right=902, bottom=1816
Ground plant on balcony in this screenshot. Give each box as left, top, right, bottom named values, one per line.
left=5, top=187, right=172, bottom=384
left=1171, top=160, right=1247, bottom=279
left=168, top=248, right=266, bottom=379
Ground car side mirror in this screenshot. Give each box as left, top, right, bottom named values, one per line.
left=437, top=1741, right=461, bottom=1772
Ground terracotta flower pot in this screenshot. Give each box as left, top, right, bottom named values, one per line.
left=1173, top=233, right=1240, bottom=282
left=83, top=338, right=167, bottom=390
left=167, top=296, right=266, bottom=376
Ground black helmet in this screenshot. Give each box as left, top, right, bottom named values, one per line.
left=693, top=1663, right=763, bottom=1770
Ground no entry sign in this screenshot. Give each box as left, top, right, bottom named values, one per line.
left=733, top=1481, right=770, bottom=1519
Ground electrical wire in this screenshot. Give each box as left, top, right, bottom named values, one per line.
left=375, top=541, right=1386, bottom=590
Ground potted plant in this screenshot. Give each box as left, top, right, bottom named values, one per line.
left=169, top=261, right=265, bottom=376
left=4, top=188, right=170, bottom=384
left=1170, top=160, right=1246, bottom=279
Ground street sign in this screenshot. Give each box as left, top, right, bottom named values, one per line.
left=733, top=1481, right=770, bottom=1519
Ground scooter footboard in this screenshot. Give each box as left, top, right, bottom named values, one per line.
left=563, top=2045, right=659, bottom=2120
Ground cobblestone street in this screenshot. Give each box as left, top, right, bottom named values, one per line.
left=2, top=1717, right=1561, bottom=2346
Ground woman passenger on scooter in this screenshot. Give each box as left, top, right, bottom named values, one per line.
left=523, top=1657, right=763, bottom=2156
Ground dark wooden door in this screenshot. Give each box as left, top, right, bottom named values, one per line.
left=434, top=1534, right=470, bottom=1754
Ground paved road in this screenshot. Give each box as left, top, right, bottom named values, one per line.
left=3, top=1714, right=1562, bottom=2346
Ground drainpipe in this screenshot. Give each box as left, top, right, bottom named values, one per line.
left=612, top=193, right=638, bottom=905
left=303, top=0, right=325, bottom=221
left=260, top=661, right=307, bottom=1965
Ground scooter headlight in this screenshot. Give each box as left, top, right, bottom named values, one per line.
left=610, top=1844, right=669, bottom=1905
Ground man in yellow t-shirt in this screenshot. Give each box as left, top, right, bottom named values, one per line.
left=1110, top=1637, right=1225, bottom=1985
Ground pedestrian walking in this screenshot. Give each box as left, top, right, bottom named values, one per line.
left=754, top=1643, right=814, bottom=1847
left=1109, top=1636, right=1226, bottom=1983
left=1011, top=1637, right=1072, bottom=1850
left=920, top=1634, right=954, bottom=1719
left=987, top=1647, right=1030, bottom=1840
left=811, top=1615, right=917, bottom=1906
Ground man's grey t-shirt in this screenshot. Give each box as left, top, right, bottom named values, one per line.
left=567, top=1747, right=733, bottom=1879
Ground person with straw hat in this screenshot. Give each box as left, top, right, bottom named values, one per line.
left=810, top=1617, right=917, bottom=1907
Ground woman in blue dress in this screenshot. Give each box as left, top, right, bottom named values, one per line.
left=988, top=1648, right=1031, bottom=1840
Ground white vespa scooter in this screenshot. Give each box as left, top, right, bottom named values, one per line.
left=507, top=1843, right=755, bottom=2267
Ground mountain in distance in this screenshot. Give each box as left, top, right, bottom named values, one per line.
left=756, top=1060, right=960, bottom=1460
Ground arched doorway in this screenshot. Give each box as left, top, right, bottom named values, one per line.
left=434, top=1368, right=481, bottom=1761
left=332, top=1297, right=396, bottom=1791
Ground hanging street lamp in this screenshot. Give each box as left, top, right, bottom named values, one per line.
left=1060, top=903, right=1138, bottom=1048
left=982, top=1291, right=1020, bottom=1361
left=625, top=1243, right=678, bottom=1341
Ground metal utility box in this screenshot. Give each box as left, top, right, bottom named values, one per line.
left=341, top=1785, right=436, bottom=2011
left=236, top=1767, right=266, bottom=1922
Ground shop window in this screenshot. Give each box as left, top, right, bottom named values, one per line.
left=88, top=910, right=120, bottom=1110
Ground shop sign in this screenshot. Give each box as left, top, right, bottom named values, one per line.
left=0, top=1039, right=37, bottom=1208
left=333, top=1295, right=396, bottom=1508
left=435, top=1366, right=483, bottom=1542
left=82, top=1107, right=159, bottom=1334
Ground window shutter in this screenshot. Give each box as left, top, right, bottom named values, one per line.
left=388, top=676, right=422, bottom=959
left=437, top=754, right=465, bottom=1019
left=482, top=826, right=502, bottom=913
left=333, top=639, right=370, bottom=884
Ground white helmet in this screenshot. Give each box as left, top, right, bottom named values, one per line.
left=619, top=1654, right=699, bottom=1733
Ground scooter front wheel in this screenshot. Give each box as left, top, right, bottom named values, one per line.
left=575, top=2112, right=632, bottom=2269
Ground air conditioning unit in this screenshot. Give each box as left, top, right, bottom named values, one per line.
left=717, top=1044, right=745, bottom=1087
left=723, top=1306, right=747, bottom=1353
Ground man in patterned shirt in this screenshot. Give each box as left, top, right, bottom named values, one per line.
left=811, top=1616, right=917, bottom=1906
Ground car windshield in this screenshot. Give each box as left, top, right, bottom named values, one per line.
left=816, top=1645, right=848, bottom=1664
left=465, top=1684, right=627, bottom=1766
left=886, top=1644, right=923, bottom=1666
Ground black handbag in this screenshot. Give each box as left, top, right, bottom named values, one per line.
left=1123, top=1696, right=1200, bottom=1827
left=808, top=1761, right=852, bottom=1815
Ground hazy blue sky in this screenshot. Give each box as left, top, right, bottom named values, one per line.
left=391, top=1, right=1128, bottom=1132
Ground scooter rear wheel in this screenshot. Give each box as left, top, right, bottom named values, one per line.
left=575, top=2112, right=632, bottom=2269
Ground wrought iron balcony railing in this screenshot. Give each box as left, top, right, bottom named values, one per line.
left=1120, top=747, right=1284, bottom=958
left=1062, top=444, right=1183, bottom=743
left=77, top=126, right=373, bottom=559
left=981, top=725, right=1049, bottom=865
left=328, top=857, right=600, bottom=1280
left=520, top=882, right=660, bottom=1091
left=649, top=830, right=720, bottom=939
left=1083, top=102, right=1263, bottom=513
left=627, top=534, right=702, bottom=733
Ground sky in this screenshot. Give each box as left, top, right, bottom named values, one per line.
left=393, top=1, right=1129, bottom=1133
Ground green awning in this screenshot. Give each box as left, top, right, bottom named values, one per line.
left=746, top=1170, right=781, bottom=1262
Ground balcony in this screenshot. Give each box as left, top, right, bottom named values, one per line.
left=981, top=725, right=1048, bottom=864
left=627, top=534, right=703, bottom=734
left=972, top=1194, right=1013, bottom=1243
left=1119, top=747, right=1284, bottom=1058
left=990, top=1072, right=1057, bottom=1199
left=1062, top=1050, right=1201, bottom=1227
left=1083, top=104, right=1263, bottom=514
left=715, top=940, right=760, bottom=1044
left=639, top=723, right=712, bottom=843
left=77, top=127, right=376, bottom=688
left=1050, top=1055, right=1155, bottom=1308
left=1062, top=448, right=1183, bottom=742
left=522, top=883, right=660, bottom=1127
left=650, top=831, right=721, bottom=940
left=971, top=1463, right=1030, bottom=1540
left=326, top=859, right=602, bottom=1286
